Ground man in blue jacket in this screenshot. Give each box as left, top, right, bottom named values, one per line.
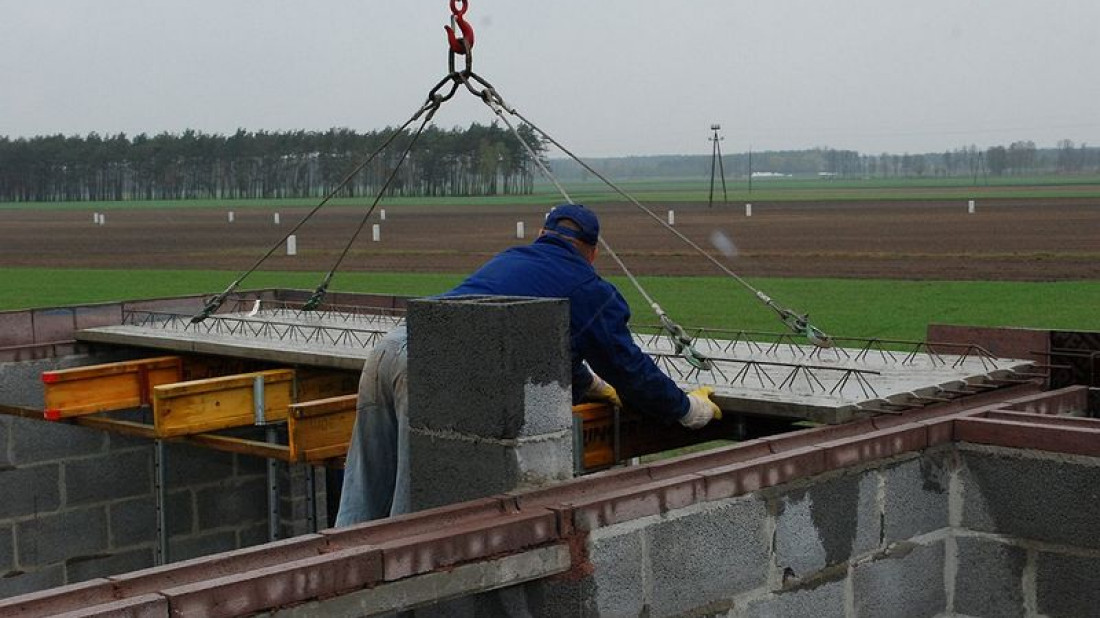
left=336, top=204, right=720, bottom=525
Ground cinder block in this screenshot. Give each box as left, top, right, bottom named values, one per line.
left=960, top=449, right=1100, bottom=549
left=164, top=442, right=236, bottom=490
left=197, top=477, right=268, bottom=529
left=0, top=565, right=65, bottom=600
left=407, top=296, right=571, bottom=440
left=513, top=576, right=599, bottom=618
left=168, top=530, right=237, bottom=563
left=74, top=304, right=123, bottom=331
left=31, top=308, right=75, bottom=343
left=0, top=311, right=34, bottom=348
left=235, top=452, right=268, bottom=477
left=1036, top=552, right=1100, bottom=618
left=741, top=577, right=846, bottom=618
left=0, top=525, right=12, bottom=574
left=954, top=536, right=1026, bottom=618
left=9, top=415, right=105, bottom=465
left=774, top=470, right=879, bottom=578
left=110, top=492, right=192, bottom=548
left=852, top=541, right=946, bottom=618
left=66, top=548, right=155, bottom=583
left=0, top=418, right=10, bottom=467
left=17, top=507, right=109, bottom=567
left=409, top=431, right=572, bottom=512
left=587, top=528, right=647, bottom=617
left=883, top=451, right=950, bottom=543
left=647, top=498, right=769, bottom=617
left=0, top=463, right=61, bottom=518
left=65, top=449, right=152, bottom=506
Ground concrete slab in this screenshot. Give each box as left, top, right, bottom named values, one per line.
left=74, top=308, right=1034, bottom=424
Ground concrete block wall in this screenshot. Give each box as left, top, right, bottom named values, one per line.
left=0, top=352, right=321, bottom=600
left=424, top=440, right=1100, bottom=618
left=406, top=296, right=574, bottom=511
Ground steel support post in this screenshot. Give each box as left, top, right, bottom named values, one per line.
left=153, top=439, right=168, bottom=565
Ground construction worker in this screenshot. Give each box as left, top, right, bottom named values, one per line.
left=335, top=203, right=721, bottom=525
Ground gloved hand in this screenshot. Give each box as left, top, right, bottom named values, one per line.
left=583, top=374, right=622, bottom=408
left=680, top=386, right=722, bottom=429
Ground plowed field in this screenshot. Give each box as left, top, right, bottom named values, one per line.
left=2, top=198, right=1097, bottom=281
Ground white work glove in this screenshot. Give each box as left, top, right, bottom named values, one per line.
left=680, top=386, right=722, bottom=429
left=583, top=374, right=622, bottom=408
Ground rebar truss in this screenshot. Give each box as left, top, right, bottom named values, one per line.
left=122, top=310, right=393, bottom=350
left=646, top=352, right=882, bottom=399
left=636, top=325, right=1002, bottom=371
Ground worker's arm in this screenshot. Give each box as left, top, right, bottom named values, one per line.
left=572, top=281, right=691, bottom=424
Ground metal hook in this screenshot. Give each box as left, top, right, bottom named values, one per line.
left=445, top=10, right=475, bottom=54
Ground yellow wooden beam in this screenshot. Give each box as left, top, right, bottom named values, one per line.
left=42, top=356, right=183, bottom=420
left=288, top=394, right=357, bottom=463
left=153, top=369, right=293, bottom=438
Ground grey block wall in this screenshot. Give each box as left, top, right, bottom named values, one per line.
left=0, top=353, right=322, bottom=599
left=406, top=296, right=574, bottom=511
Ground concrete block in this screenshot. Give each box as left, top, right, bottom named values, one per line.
left=107, top=430, right=151, bottom=451
left=774, top=470, right=879, bottom=578
left=17, top=506, right=109, bottom=567
left=647, top=498, right=770, bottom=616
left=1036, top=552, right=1100, bottom=618
left=74, top=304, right=123, bottom=331
left=197, top=477, right=268, bottom=528
left=852, top=540, right=945, bottom=618
left=515, top=576, right=599, bottom=618
left=0, top=417, right=10, bottom=467
left=168, top=530, right=237, bottom=563
left=883, top=451, right=949, bottom=544
left=407, top=296, right=571, bottom=440
left=8, top=415, right=105, bottom=465
left=66, top=548, right=154, bottom=583
left=741, top=577, right=846, bottom=618
left=586, top=528, right=647, bottom=616
left=409, top=430, right=572, bottom=512
left=235, top=452, right=268, bottom=477
left=960, top=449, right=1100, bottom=548
left=31, top=308, right=75, bottom=343
left=164, top=442, right=236, bottom=490
left=0, top=525, right=12, bottom=574
left=238, top=523, right=272, bottom=549
left=954, top=536, right=1026, bottom=618
left=0, top=311, right=33, bottom=348
left=65, top=449, right=152, bottom=506
left=0, top=463, right=61, bottom=518
left=111, top=492, right=192, bottom=548
left=0, top=564, right=65, bottom=600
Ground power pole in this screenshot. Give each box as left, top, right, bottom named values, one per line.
left=708, top=124, right=728, bottom=209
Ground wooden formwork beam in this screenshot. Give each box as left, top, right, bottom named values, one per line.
left=153, top=369, right=293, bottom=438
left=288, top=394, right=357, bottom=463
left=42, top=356, right=183, bottom=420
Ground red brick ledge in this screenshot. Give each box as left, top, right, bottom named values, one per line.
left=2, top=384, right=1092, bottom=617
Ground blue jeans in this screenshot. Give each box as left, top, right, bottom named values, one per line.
left=335, top=326, right=409, bottom=526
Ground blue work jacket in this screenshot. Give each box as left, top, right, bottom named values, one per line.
left=445, top=235, right=690, bottom=423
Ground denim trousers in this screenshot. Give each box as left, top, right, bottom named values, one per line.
left=334, top=326, right=409, bottom=526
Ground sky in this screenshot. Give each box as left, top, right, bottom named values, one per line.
left=2, top=1, right=1099, bottom=157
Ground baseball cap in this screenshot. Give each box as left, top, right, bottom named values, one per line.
left=544, top=203, right=600, bottom=245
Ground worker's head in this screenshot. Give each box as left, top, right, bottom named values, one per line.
left=541, top=203, right=600, bottom=264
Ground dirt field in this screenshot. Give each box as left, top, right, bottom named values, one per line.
left=2, top=198, right=1098, bottom=281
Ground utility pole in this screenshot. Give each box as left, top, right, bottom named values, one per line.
left=708, top=124, right=728, bottom=209
left=748, top=147, right=753, bottom=195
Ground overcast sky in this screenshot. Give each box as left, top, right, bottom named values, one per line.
left=3, top=1, right=1098, bottom=157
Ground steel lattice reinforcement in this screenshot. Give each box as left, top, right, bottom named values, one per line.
left=79, top=308, right=1037, bottom=424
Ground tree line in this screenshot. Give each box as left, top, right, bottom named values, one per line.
left=550, top=141, right=1100, bottom=181
left=0, top=124, right=544, bottom=203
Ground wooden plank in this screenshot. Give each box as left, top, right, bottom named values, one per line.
left=296, top=369, right=359, bottom=402
left=288, top=394, right=357, bottom=462
left=42, top=356, right=183, bottom=419
left=153, top=369, right=293, bottom=438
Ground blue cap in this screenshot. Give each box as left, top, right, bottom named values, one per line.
left=544, top=203, right=600, bottom=245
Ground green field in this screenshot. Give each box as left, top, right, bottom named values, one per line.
left=2, top=268, right=1096, bottom=340
left=2, top=175, right=1099, bottom=211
